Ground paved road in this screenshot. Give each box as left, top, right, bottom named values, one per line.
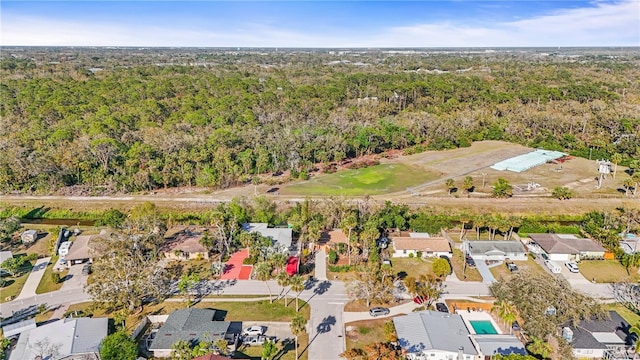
left=1, top=288, right=91, bottom=318
left=15, top=257, right=50, bottom=300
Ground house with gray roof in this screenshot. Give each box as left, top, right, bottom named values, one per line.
left=9, top=317, right=108, bottom=360
left=393, top=310, right=480, bottom=360
left=529, top=234, right=606, bottom=261
left=149, top=308, right=231, bottom=358
left=473, top=335, right=527, bottom=358
left=242, top=223, right=293, bottom=253
left=563, top=311, right=637, bottom=360
left=465, top=241, right=527, bottom=261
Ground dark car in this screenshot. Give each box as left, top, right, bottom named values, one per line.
left=435, top=302, right=449, bottom=313
left=81, top=263, right=92, bottom=275
left=369, top=307, right=390, bottom=317
left=465, top=255, right=476, bottom=268
left=540, top=253, right=549, bottom=261
left=506, top=262, right=518, bottom=272
left=512, top=321, right=521, bottom=331
left=439, top=255, right=453, bottom=274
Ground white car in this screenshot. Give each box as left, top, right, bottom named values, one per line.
left=243, top=326, right=264, bottom=336
left=565, top=261, right=579, bottom=273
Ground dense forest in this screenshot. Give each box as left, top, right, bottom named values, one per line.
left=0, top=47, right=638, bottom=193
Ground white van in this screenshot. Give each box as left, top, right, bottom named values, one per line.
left=545, top=260, right=562, bottom=274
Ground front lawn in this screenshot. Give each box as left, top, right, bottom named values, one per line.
left=389, top=257, right=435, bottom=279
left=36, top=256, right=67, bottom=294
left=283, top=163, right=437, bottom=196
left=451, top=249, right=482, bottom=282
left=0, top=260, right=35, bottom=303
left=235, top=333, right=309, bottom=360
left=578, top=260, right=640, bottom=283
left=344, top=318, right=393, bottom=352
left=490, top=256, right=546, bottom=281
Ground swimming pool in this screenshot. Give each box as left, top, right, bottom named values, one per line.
left=470, top=320, right=498, bottom=334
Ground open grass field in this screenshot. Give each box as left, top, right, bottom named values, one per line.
left=577, top=260, right=640, bottom=283
left=344, top=317, right=395, bottom=352
left=282, top=163, right=437, bottom=196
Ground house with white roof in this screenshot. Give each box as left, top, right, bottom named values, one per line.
left=393, top=310, right=481, bottom=360
left=9, top=317, right=108, bottom=360
left=242, top=223, right=293, bottom=253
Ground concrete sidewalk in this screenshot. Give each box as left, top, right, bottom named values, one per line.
left=16, top=257, right=51, bottom=300
left=314, top=250, right=327, bottom=280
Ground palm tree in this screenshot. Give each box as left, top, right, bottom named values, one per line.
left=611, top=153, right=622, bottom=179
left=445, top=178, right=455, bottom=195
left=276, top=271, right=291, bottom=305
left=462, top=175, right=474, bottom=195
left=492, top=300, right=517, bottom=332
left=629, top=322, right=640, bottom=360
left=526, top=337, right=552, bottom=360
left=254, top=262, right=274, bottom=303
left=289, top=274, right=305, bottom=312
left=459, top=213, right=471, bottom=241
left=290, top=314, right=307, bottom=360
left=340, top=214, right=358, bottom=266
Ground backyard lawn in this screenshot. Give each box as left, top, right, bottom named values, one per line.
left=605, top=303, right=640, bottom=326
left=282, top=163, right=437, bottom=196
left=578, top=260, right=640, bottom=283
left=451, top=249, right=482, bottom=282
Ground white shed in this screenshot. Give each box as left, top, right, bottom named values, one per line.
left=21, top=230, right=38, bottom=244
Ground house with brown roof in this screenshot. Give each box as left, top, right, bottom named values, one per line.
left=529, top=234, right=606, bottom=262
left=391, top=234, right=452, bottom=258
left=161, top=227, right=210, bottom=261
left=65, top=235, right=96, bottom=265
left=318, top=229, right=349, bottom=251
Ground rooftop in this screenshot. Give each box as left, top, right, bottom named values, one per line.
left=467, top=241, right=526, bottom=255
left=161, top=226, right=208, bottom=254
left=65, top=235, right=94, bottom=261
left=391, top=236, right=452, bottom=253
left=529, top=234, right=606, bottom=254
left=149, top=308, right=230, bottom=351
left=473, top=335, right=527, bottom=356
left=393, top=310, right=477, bottom=356
left=242, top=223, right=293, bottom=249
left=566, top=311, right=636, bottom=350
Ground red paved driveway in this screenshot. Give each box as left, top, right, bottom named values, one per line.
left=220, top=249, right=253, bottom=280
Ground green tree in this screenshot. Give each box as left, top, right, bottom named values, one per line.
left=383, top=320, right=398, bottom=342
left=100, top=331, right=138, bottom=360
left=177, top=272, right=200, bottom=307
left=551, top=186, right=574, bottom=200
left=525, top=337, right=552, bottom=360
left=97, top=209, right=127, bottom=228
left=213, top=338, right=229, bottom=356
left=462, top=175, right=474, bottom=194
left=289, top=274, right=305, bottom=312
left=445, top=178, right=455, bottom=195
left=261, top=338, right=278, bottom=360
left=276, top=271, right=291, bottom=305
left=254, top=262, right=274, bottom=303
left=611, top=153, right=622, bottom=179
left=629, top=322, right=640, bottom=360
left=170, top=340, right=193, bottom=360
left=290, top=314, right=307, bottom=360
left=432, top=257, right=451, bottom=278
left=340, top=213, right=358, bottom=266
left=492, top=178, right=513, bottom=198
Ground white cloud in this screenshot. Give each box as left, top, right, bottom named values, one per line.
left=1, top=0, right=638, bottom=47
left=376, top=0, right=640, bottom=47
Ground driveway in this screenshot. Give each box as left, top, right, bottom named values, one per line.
left=239, top=321, right=294, bottom=342
left=60, top=263, right=87, bottom=291
left=472, top=257, right=496, bottom=284
left=16, top=257, right=50, bottom=300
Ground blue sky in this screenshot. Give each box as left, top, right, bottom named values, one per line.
left=1, top=1, right=639, bottom=47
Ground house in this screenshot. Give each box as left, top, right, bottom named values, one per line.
left=20, top=230, right=38, bottom=244
left=1, top=318, right=36, bottom=338
left=563, top=311, right=637, bottom=360
left=393, top=310, right=480, bottom=360
left=318, top=229, right=348, bottom=251
left=391, top=235, right=452, bottom=258
left=242, top=223, right=293, bottom=253
left=529, top=234, right=606, bottom=261
left=620, top=234, right=639, bottom=255
left=161, top=227, right=210, bottom=261
left=473, top=335, right=527, bottom=359
left=465, top=241, right=527, bottom=261
left=9, top=317, right=108, bottom=360
left=149, top=308, right=232, bottom=358
left=65, top=235, right=95, bottom=265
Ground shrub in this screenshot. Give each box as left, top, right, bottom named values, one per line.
left=416, top=251, right=423, bottom=258
left=328, top=250, right=338, bottom=265
left=50, top=272, right=61, bottom=284
left=243, top=256, right=257, bottom=265
left=408, top=253, right=414, bottom=258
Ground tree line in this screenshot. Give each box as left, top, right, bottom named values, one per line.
left=0, top=49, right=639, bottom=193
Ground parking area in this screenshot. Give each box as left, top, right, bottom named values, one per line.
left=558, top=262, right=590, bottom=283
left=60, top=263, right=89, bottom=291
left=239, top=321, right=294, bottom=342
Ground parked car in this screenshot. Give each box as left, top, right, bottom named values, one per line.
left=512, top=321, right=521, bottom=331
left=81, top=263, right=92, bottom=275
left=506, top=262, right=518, bottom=272
left=565, top=261, right=580, bottom=273
left=382, top=257, right=392, bottom=266
left=243, top=335, right=266, bottom=346
left=435, top=302, right=449, bottom=313
left=540, top=253, right=549, bottom=261
left=369, top=307, right=390, bottom=317
left=465, top=255, right=476, bottom=268
left=545, top=260, right=561, bottom=274
left=242, top=325, right=264, bottom=336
